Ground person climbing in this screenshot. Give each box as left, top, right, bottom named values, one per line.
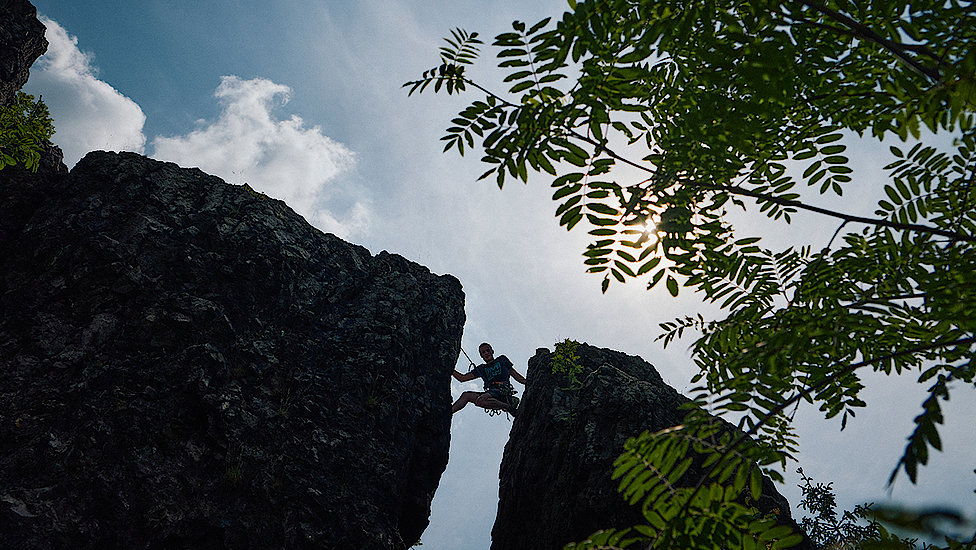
left=451, top=342, right=526, bottom=416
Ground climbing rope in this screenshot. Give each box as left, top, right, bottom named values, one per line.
left=459, top=346, right=477, bottom=370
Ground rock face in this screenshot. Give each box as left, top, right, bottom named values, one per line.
left=0, top=0, right=46, bottom=107
left=0, top=0, right=67, bottom=173
left=0, top=151, right=465, bottom=549
left=492, top=344, right=812, bottom=550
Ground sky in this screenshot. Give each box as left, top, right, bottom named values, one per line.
left=23, top=1, right=974, bottom=547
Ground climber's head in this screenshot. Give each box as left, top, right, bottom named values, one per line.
left=479, top=342, right=494, bottom=363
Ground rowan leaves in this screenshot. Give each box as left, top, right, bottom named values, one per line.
left=408, top=0, right=976, bottom=548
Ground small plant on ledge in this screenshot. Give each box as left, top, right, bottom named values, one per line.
left=552, top=338, right=583, bottom=389
left=0, top=92, right=54, bottom=172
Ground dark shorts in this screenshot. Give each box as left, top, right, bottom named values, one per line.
left=486, top=387, right=516, bottom=406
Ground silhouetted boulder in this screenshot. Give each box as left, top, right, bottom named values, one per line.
left=0, top=151, right=465, bottom=549
left=492, top=344, right=813, bottom=550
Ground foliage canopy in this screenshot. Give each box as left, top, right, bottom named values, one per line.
left=0, top=92, right=54, bottom=172
left=408, top=0, right=975, bottom=548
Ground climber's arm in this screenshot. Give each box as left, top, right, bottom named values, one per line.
left=510, top=368, right=526, bottom=385
left=453, top=369, right=478, bottom=382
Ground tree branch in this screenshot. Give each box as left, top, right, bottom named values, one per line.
left=840, top=292, right=929, bottom=312
left=796, top=0, right=943, bottom=82
left=568, top=129, right=976, bottom=243
left=711, top=182, right=976, bottom=243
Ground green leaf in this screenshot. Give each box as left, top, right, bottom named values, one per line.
left=648, top=269, right=665, bottom=290
left=503, top=70, right=534, bottom=83
left=771, top=534, right=804, bottom=549
left=884, top=185, right=903, bottom=204
left=552, top=172, right=585, bottom=187
left=816, top=132, right=843, bottom=144
left=528, top=17, right=551, bottom=35
left=666, top=275, right=678, bottom=296
left=614, top=260, right=637, bottom=277
left=497, top=47, right=527, bottom=58
left=588, top=202, right=619, bottom=215
left=586, top=214, right=618, bottom=226
left=616, top=250, right=637, bottom=262
left=761, top=525, right=794, bottom=541
left=637, top=260, right=660, bottom=276
left=749, top=467, right=762, bottom=501
left=510, top=80, right=535, bottom=93
left=802, top=161, right=822, bottom=179
left=553, top=183, right=582, bottom=200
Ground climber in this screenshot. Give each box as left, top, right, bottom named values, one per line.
left=451, top=342, right=526, bottom=416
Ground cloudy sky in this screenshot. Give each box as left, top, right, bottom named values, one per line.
left=24, top=1, right=974, bottom=546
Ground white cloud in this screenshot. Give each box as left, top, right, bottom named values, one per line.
left=151, top=76, right=366, bottom=239
left=25, top=16, right=147, bottom=167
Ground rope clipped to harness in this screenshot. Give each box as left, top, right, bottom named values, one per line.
left=484, top=382, right=519, bottom=418
left=485, top=399, right=519, bottom=417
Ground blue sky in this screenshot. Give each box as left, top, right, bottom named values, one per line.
left=24, top=1, right=975, bottom=547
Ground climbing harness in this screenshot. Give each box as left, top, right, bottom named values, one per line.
left=484, top=382, right=519, bottom=418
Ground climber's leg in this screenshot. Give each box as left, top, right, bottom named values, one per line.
left=452, top=391, right=486, bottom=414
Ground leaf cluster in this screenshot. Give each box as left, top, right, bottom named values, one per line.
left=0, top=92, right=54, bottom=172
left=567, top=409, right=803, bottom=550
left=552, top=338, right=584, bottom=388
left=680, top=133, right=976, bottom=487
left=796, top=468, right=886, bottom=548
left=408, top=0, right=976, bottom=548
left=404, top=28, right=483, bottom=96
left=797, top=468, right=976, bottom=550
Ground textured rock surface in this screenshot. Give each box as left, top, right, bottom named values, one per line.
left=0, top=151, right=465, bottom=549
left=0, top=0, right=67, bottom=173
left=492, top=344, right=812, bottom=550
left=0, top=0, right=46, bottom=107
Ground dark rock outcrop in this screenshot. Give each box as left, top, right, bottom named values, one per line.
left=0, top=0, right=67, bottom=173
left=0, top=0, right=46, bottom=107
left=0, top=151, right=465, bottom=549
left=492, top=344, right=812, bottom=550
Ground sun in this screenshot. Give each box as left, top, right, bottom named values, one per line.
left=627, top=223, right=659, bottom=244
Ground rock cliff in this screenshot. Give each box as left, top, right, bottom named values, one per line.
left=492, top=344, right=813, bottom=550
left=0, top=151, right=465, bottom=549
left=0, top=0, right=46, bottom=107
